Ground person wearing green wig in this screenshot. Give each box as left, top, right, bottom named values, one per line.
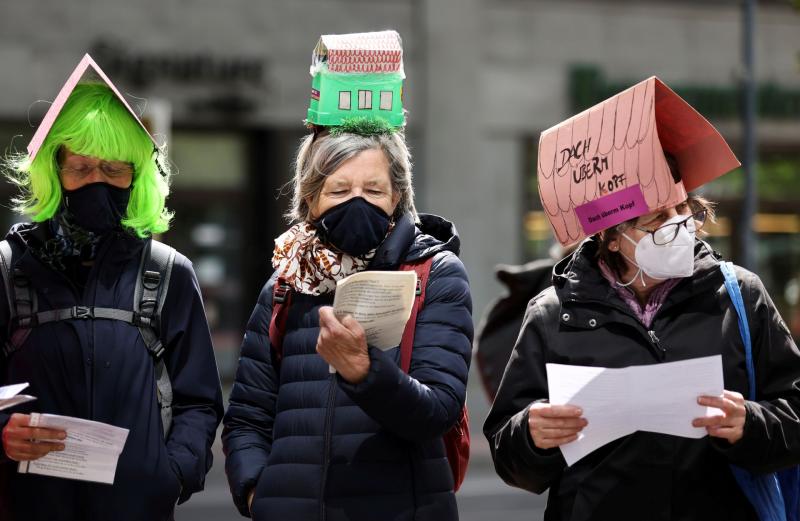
left=0, top=55, right=223, bottom=521
left=8, top=82, right=172, bottom=238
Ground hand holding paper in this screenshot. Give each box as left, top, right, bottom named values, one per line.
left=17, top=413, right=129, bottom=484
left=320, top=270, right=417, bottom=379
left=317, top=306, right=371, bottom=383
left=528, top=403, right=588, bottom=450
left=546, top=355, right=725, bottom=465
left=693, top=390, right=747, bottom=444
left=2, top=413, right=66, bottom=462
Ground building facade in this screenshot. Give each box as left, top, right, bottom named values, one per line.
left=1, top=0, right=799, bottom=381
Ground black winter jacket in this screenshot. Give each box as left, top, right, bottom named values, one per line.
left=484, top=237, right=800, bottom=521
left=222, top=213, right=473, bottom=521
left=0, top=223, right=224, bottom=521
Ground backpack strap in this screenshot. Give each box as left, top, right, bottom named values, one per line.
left=720, top=261, right=755, bottom=401
left=268, top=278, right=292, bottom=369
left=134, top=240, right=176, bottom=437
left=0, top=240, right=36, bottom=354
left=0, top=241, right=16, bottom=321
left=398, top=256, right=471, bottom=491
left=398, top=257, right=434, bottom=373
left=0, top=238, right=177, bottom=437
left=0, top=242, right=140, bottom=352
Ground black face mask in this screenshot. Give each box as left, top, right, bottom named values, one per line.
left=63, top=182, right=131, bottom=235
left=313, top=197, right=391, bottom=256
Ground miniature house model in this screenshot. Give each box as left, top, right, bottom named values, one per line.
left=307, top=30, right=405, bottom=127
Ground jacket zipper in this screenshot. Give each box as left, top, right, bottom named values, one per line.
left=83, top=236, right=116, bottom=424
left=648, top=330, right=667, bottom=360
left=39, top=235, right=114, bottom=521
left=319, top=374, right=337, bottom=521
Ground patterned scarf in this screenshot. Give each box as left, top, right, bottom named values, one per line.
left=34, top=211, right=104, bottom=271
left=272, top=222, right=377, bottom=295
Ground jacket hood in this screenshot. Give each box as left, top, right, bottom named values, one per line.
left=494, top=259, right=556, bottom=296
left=369, top=213, right=461, bottom=270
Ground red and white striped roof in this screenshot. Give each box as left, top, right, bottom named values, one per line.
left=314, top=30, right=403, bottom=74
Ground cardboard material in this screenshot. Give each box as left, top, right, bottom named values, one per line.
left=312, top=31, right=403, bottom=75
left=27, top=54, right=155, bottom=161
left=307, top=31, right=405, bottom=127
left=537, top=77, right=740, bottom=246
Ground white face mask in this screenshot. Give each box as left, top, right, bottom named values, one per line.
left=620, top=214, right=696, bottom=284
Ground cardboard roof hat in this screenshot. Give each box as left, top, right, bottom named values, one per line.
left=537, top=77, right=741, bottom=247
left=306, top=30, right=405, bottom=133
left=27, top=53, right=156, bottom=162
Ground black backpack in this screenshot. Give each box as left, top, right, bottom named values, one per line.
left=0, top=239, right=176, bottom=437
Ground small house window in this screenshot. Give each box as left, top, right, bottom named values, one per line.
left=358, top=90, right=372, bottom=110
left=379, top=91, right=393, bottom=111
left=339, top=91, right=351, bottom=110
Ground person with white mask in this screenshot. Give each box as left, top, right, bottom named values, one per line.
left=486, top=189, right=800, bottom=520
left=485, top=77, right=800, bottom=521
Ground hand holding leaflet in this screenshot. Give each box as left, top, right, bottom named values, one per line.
left=547, top=355, right=724, bottom=466
left=17, top=413, right=129, bottom=484
left=327, top=270, right=417, bottom=374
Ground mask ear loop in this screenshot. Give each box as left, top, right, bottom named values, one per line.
left=616, top=233, right=647, bottom=288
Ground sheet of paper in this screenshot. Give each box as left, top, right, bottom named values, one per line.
left=332, top=270, right=417, bottom=350
left=546, top=364, right=636, bottom=466
left=635, top=356, right=724, bottom=438
left=547, top=355, right=724, bottom=466
left=18, top=413, right=129, bottom=484
left=0, top=382, right=36, bottom=411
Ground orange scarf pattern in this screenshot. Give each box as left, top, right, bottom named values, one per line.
left=272, top=223, right=375, bottom=295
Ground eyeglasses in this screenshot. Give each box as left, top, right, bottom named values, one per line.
left=632, top=209, right=707, bottom=245
left=60, top=158, right=134, bottom=179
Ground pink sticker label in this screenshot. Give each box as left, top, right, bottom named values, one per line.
left=574, top=185, right=649, bottom=235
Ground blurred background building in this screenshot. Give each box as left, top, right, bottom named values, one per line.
left=1, top=1, right=799, bottom=519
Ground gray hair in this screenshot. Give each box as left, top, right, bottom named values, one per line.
left=287, top=131, right=417, bottom=223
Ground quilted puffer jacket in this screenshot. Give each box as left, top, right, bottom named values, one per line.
left=223, top=213, right=473, bottom=521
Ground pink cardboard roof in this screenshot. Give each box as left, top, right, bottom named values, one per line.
left=537, top=76, right=740, bottom=246
left=27, top=53, right=156, bottom=161
left=313, top=30, right=403, bottom=74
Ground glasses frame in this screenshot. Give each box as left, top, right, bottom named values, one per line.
left=632, top=209, right=707, bottom=246
left=59, top=159, right=135, bottom=179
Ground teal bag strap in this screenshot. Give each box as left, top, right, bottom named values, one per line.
left=720, top=261, right=755, bottom=401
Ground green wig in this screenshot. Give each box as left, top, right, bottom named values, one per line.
left=5, top=82, right=173, bottom=237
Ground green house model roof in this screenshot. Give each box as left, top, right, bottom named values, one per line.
left=306, top=30, right=405, bottom=128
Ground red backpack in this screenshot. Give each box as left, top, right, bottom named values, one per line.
left=268, top=258, right=470, bottom=491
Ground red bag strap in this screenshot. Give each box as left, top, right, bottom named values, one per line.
left=268, top=278, right=292, bottom=367
left=398, top=258, right=434, bottom=373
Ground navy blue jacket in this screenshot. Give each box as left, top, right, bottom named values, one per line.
left=0, top=223, right=224, bottom=521
left=223, top=213, right=473, bottom=521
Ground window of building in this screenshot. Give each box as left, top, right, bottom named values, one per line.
left=339, top=91, right=351, bottom=110
left=380, top=91, right=393, bottom=111
left=358, top=90, right=372, bottom=110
